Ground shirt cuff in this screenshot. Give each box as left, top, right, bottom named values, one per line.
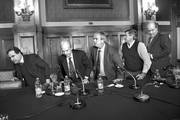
left=150, top=54, right=153, bottom=59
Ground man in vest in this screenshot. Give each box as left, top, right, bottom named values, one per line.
left=122, top=26, right=151, bottom=83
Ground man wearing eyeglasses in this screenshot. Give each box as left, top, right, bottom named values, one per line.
left=146, top=22, right=171, bottom=77
left=58, top=40, right=91, bottom=84
left=90, top=32, right=124, bottom=84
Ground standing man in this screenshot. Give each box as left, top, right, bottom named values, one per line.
left=146, top=22, right=171, bottom=77
left=122, top=27, right=151, bottom=80
left=90, top=32, right=124, bottom=83
left=7, top=47, right=50, bottom=88
left=58, top=40, right=91, bottom=84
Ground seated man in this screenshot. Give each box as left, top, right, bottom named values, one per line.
left=122, top=26, right=151, bottom=84
left=90, top=31, right=124, bottom=84
left=58, top=40, right=91, bottom=84
left=7, top=47, right=50, bottom=88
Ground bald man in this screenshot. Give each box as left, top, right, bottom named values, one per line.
left=58, top=40, right=91, bottom=83
left=146, top=22, right=171, bottom=77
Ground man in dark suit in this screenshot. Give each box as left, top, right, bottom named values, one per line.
left=58, top=40, right=91, bottom=84
left=90, top=32, right=124, bottom=83
left=146, top=22, right=171, bottom=77
left=7, top=47, right=50, bottom=87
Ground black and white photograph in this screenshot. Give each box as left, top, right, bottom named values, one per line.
left=0, top=0, right=180, bottom=120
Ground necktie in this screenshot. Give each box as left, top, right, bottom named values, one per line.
left=68, top=57, right=76, bottom=79
left=147, top=37, right=152, bottom=48
left=19, top=62, right=24, bottom=66
left=94, top=49, right=101, bottom=77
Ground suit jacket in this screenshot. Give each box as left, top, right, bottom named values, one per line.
left=90, top=43, right=123, bottom=81
left=14, top=54, right=50, bottom=87
left=147, top=33, right=171, bottom=76
left=58, top=50, right=91, bottom=81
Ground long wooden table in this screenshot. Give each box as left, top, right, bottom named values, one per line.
left=0, top=80, right=180, bottom=120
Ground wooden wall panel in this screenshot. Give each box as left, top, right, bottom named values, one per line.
left=0, top=0, right=14, bottom=23
left=45, top=0, right=129, bottom=22
left=0, top=28, right=14, bottom=70
left=156, top=0, right=171, bottom=21
left=43, top=29, right=122, bottom=72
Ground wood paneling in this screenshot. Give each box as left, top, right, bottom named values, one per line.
left=156, top=0, right=171, bottom=21
left=0, top=29, right=14, bottom=70
left=0, top=0, right=14, bottom=23
left=45, top=0, right=129, bottom=22
left=42, top=26, right=124, bottom=72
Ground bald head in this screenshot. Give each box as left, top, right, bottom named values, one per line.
left=60, top=40, right=72, bottom=57
left=147, top=22, right=158, bottom=38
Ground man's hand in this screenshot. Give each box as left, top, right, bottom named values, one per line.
left=11, top=77, right=19, bottom=81
left=82, top=76, right=89, bottom=84
left=148, top=53, right=153, bottom=59
left=136, top=73, right=146, bottom=80
left=46, top=79, right=51, bottom=84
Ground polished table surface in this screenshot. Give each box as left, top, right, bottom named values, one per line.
left=0, top=80, right=180, bottom=120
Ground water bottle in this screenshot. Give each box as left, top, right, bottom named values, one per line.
left=64, top=76, right=71, bottom=95
left=154, top=69, right=161, bottom=80
left=153, top=69, right=161, bottom=87
left=35, top=77, right=42, bottom=98
left=97, top=75, right=104, bottom=94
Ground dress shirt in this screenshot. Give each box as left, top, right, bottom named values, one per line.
left=127, top=40, right=151, bottom=73
left=20, top=56, right=24, bottom=64
left=99, top=44, right=105, bottom=76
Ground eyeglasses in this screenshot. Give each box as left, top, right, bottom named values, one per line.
left=147, top=28, right=156, bottom=33
left=93, top=38, right=104, bottom=42
left=62, top=49, right=71, bottom=54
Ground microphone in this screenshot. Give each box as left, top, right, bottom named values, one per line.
left=76, top=70, right=89, bottom=95
left=117, top=66, right=140, bottom=89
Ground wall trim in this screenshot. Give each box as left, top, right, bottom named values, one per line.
left=0, top=23, right=14, bottom=28
left=177, top=27, right=180, bottom=59
left=156, top=21, right=171, bottom=25
left=40, top=0, right=134, bottom=27
left=43, top=21, right=133, bottom=27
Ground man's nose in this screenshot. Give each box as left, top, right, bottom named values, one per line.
left=11, top=58, right=14, bottom=61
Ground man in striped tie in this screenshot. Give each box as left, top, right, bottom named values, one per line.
left=58, top=40, right=91, bottom=84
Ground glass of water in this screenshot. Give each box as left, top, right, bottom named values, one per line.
left=0, top=113, right=8, bottom=120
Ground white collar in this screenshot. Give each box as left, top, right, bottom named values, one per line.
left=98, top=43, right=105, bottom=52
left=20, top=55, right=24, bottom=63
left=127, top=40, right=135, bottom=48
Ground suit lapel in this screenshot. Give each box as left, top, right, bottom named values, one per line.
left=104, top=44, right=108, bottom=74
left=72, top=51, right=77, bottom=70
left=62, top=56, right=69, bottom=75
left=149, top=33, right=160, bottom=50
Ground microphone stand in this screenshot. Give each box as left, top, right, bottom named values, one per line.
left=69, top=84, right=86, bottom=110
left=133, top=82, right=154, bottom=102
left=117, top=66, right=140, bottom=89
left=125, top=70, right=140, bottom=90
left=76, top=70, right=89, bottom=96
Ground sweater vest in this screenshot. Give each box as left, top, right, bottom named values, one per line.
left=122, top=41, right=143, bottom=72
